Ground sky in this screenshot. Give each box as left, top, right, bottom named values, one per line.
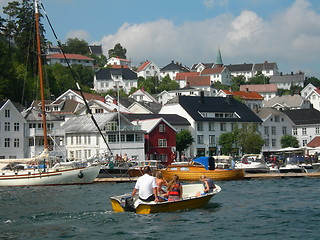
left=1, top=0, right=320, bottom=78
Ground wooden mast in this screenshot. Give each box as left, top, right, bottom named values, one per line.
left=35, top=0, right=48, bottom=150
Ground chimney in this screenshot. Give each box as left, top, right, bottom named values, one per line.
left=246, top=88, right=249, bottom=92
left=226, top=94, right=233, bottom=104
left=200, top=91, right=205, bottom=104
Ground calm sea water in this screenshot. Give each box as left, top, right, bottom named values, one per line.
left=1, top=178, right=320, bottom=240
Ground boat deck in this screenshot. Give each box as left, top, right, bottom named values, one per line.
left=94, top=172, right=320, bottom=182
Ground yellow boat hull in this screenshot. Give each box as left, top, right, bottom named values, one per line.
left=110, top=183, right=221, bottom=214
left=160, top=165, right=245, bottom=181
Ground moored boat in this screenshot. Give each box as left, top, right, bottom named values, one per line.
left=110, top=183, right=221, bottom=214
left=128, top=160, right=165, bottom=177
left=160, top=157, right=244, bottom=181
left=0, top=0, right=100, bottom=186
left=235, top=154, right=270, bottom=173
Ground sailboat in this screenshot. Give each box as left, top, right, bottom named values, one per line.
left=0, top=0, right=100, bottom=186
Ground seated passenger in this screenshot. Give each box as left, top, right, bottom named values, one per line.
left=197, top=175, right=216, bottom=196
left=155, top=171, right=168, bottom=201
left=167, top=174, right=182, bottom=201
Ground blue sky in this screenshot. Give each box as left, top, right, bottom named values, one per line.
left=1, top=0, right=320, bottom=78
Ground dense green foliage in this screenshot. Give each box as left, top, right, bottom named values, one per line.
left=176, top=129, right=194, bottom=160
left=108, top=43, right=127, bottom=59
left=280, top=135, right=300, bottom=148
left=218, top=124, right=264, bottom=155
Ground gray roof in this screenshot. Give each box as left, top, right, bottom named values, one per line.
left=253, top=62, right=278, bottom=71
left=225, top=63, right=253, bottom=72
left=281, top=108, right=320, bottom=125
left=256, top=107, right=288, bottom=120
left=96, top=68, right=137, bottom=80
left=62, top=113, right=117, bottom=132
left=160, top=61, right=189, bottom=72
left=270, top=73, right=305, bottom=84
left=263, top=95, right=308, bottom=108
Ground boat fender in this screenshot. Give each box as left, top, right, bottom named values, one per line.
left=78, top=171, right=84, bottom=178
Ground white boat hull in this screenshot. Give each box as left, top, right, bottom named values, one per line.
left=235, top=162, right=270, bottom=173
left=0, top=165, right=100, bottom=186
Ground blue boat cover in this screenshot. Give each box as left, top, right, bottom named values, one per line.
left=193, top=157, right=213, bottom=170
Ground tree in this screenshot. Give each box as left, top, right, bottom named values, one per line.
left=61, top=38, right=89, bottom=55
left=157, top=75, right=179, bottom=92
left=280, top=135, right=299, bottom=148
left=218, top=124, right=264, bottom=155
left=231, top=75, right=246, bottom=91
left=248, top=71, right=270, bottom=85
left=108, top=43, right=127, bottom=59
left=176, top=129, right=194, bottom=160
left=305, top=76, right=320, bottom=87
left=218, top=132, right=235, bottom=155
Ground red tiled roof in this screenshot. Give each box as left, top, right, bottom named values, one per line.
left=222, top=90, right=264, bottom=100
left=240, top=84, right=278, bottom=92
left=107, top=65, right=130, bottom=69
left=176, top=72, right=200, bottom=80
left=47, top=53, right=94, bottom=61
left=137, top=61, right=151, bottom=71
left=200, top=67, right=224, bottom=75
left=187, top=76, right=211, bottom=86
left=73, top=90, right=105, bottom=102
left=314, top=88, right=320, bottom=95
left=307, top=136, right=320, bottom=147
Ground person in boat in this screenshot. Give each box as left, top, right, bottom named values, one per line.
left=155, top=171, right=168, bottom=201
left=166, top=174, right=182, bottom=201
left=131, top=166, right=158, bottom=202
left=198, top=175, right=216, bottom=195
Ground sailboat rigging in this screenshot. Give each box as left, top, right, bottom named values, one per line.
left=0, top=0, right=100, bottom=186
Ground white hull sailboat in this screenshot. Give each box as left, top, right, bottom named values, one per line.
left=0, top=1, right=100, bottom=187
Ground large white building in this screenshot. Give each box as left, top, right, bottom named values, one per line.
left=0, top=100, right=26, bottom=159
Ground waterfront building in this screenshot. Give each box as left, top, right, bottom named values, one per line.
left=0, top=100, right=26, bottom=159
left=159, top=93, right=262, bottom=157
left=62, top=113, right=145, bottom=161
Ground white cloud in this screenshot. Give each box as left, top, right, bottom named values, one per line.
left=99, top=0, right=320, bottom=77
left=65, top=30, right=91, bottom=42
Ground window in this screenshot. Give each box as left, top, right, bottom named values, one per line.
left=158, top=139, right=167, bottom=147
left=5, top=122, right=10, bottom=131
left=5, top=138, right=10, bottom=147
left=135, top=134, right=143, bottom=142
left=316, top=127, right=320, bottom=135
left=282, top=126, right=287, bottom=135
left=108, top=135, right=117, bottom=142
left=274, top=115, right=280, bottom=122
left=14, top=138, right=19, bottom=148
left=264, top=126, right=269, bottom=135
left=197, top=122, right=203, bottom=131
left=209, top=135, right=215, bottom=145
left=293, top=128, right=297, bottom=135
left=29, top=138, right=34, bottom=146
left=271, top=139, right=276, bottom=147
left=159, top=124, right=165, bottom=132
left=209, top=122, right=215, bottom=131
left=302, top=139, right=307, bottom=146
left=127, top=134, right=135, bottom=142
left=271, top=126, right=276, bottom=135
left=264, top=139, right=269, bottom=147
left=302, top=128, right=307, bottom=135
left=197, top=135, right=204, bottom=144
left=5, top=109, right=10, bottom=117
left=14, top=123, right=20, bottom=131
left=220, top=123, right=226, bottom=131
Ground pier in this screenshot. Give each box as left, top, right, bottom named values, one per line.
left=94, top=172, right=320, bottom=182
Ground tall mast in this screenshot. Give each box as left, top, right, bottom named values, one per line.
left=35, top=0, right=48, bottom=150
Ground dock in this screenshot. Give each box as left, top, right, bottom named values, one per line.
left=244, top=171, right=320, bottom=180
left=94, top=172, right=320, bottom=182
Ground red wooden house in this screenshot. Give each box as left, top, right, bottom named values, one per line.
left=132, top=118, right=177, bottom=165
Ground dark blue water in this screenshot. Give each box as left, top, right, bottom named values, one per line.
left=1, top=178, right=320, bottom=240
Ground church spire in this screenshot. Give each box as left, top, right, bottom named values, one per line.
left=215, top=48, right=223, bottom=67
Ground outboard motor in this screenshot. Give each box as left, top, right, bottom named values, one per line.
left=120, top=196, right=135, bottom=212
left=208, top=157, right=215, bottom=170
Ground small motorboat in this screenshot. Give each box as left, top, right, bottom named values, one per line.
left=110, top=183, right=221, bottom=214
left=279, top=157, right=306, bottom=173
left=235, top=154, right=270, bottom=173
